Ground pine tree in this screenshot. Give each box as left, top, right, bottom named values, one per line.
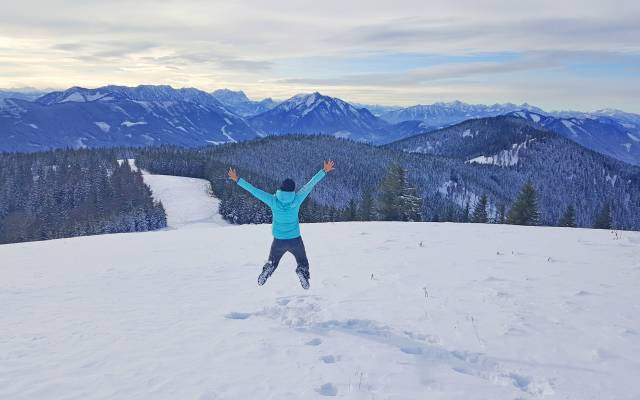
left=593, top=203, right=611, bottom=229
left=378, top=163, right=422, bottom=221
left=462, top=202, right=470, bottom=223
left=358, top=189, right=374, bottom=221
left=344, top=198, right=358, bottom=221
left=507, top=180, right=540, bottom=226
left=447, top=205, right=461, bottom=222
left=495, top=204, right=506, bottom=224
left=401, top=184, right=422, bottom=222
left=471, top=194, right=489, bottom=223
left=558, top=205, right=576, bottom=227
left=378, top=163, right=405, bottom=221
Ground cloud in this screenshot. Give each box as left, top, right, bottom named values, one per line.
left=277, top=52, right=575, bottom=87
left=335, top=15, right=640, bottom=54
left=0, top=0, right=638, bottom=111
left=140, top=51, right=274, bottom=72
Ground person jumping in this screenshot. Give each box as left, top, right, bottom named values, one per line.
left=227, top=160, right=335, bottom=289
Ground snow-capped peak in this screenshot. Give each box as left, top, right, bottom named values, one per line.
left=211, top=89, right=251, bottom=105
left=36, top=85, right=223, bottom=108
left=248, top=92, right=390, bottom=141
left=279, top=92, right=339, bottom=113
left=35, top=86, right=116, bottom=105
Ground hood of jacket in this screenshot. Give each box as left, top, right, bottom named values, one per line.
left=275, top=190, right=296, bottom=206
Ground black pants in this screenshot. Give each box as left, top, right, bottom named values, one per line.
left=268, top=236, right=309, bottom=275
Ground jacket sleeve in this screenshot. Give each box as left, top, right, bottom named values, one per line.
left=295, top=169, right=327, bottom=205
left=237, top=178, right=274, bottom=206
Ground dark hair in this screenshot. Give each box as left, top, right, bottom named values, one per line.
left=280, top=178, right=295, bottom=192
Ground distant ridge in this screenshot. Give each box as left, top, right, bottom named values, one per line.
left=0, top=85, right=638, bottom=165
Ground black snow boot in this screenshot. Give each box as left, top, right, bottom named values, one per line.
left=296, top=264, right=310, bottom=290
left=258, top=261, right=277, bottom=286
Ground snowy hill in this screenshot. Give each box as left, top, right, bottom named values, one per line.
left=388, top=116, right=552, bottom=164
left=0, top=85, right=259, bottom=152
left=383, top=116, right=640, bottom=227
left=1, top=173, right=640, bottom=399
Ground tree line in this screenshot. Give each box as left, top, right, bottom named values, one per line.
left=331, top=164, right=614, bottom=229
left=469, top=180, right=612, bottom=229
left=136, top=142, right=615, bottom=230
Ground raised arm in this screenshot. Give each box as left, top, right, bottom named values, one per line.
left=295, top=160, right=335, bottom=205
left=228, top=167, right=274, bottom=206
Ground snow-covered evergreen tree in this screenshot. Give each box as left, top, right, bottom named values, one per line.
left=593, top=204, right=612, bottom=229
left=358, top=189, right=375, bottom=221
left=378, top=163, right=422, bottom=221
left=507, top=181, right=540, bottom=226
left=558, top=205, right=577, bottom=227
left=343, top=199, right=358, bottom=221
left=472, top=194, right=489, bottom=223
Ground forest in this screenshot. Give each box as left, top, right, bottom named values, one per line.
left=0, top=149, right=166, bottom=244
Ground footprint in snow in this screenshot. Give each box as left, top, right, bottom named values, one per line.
left=224, top=312, right=251, bottom=320
left=400, top=346, right=423, bottom=355
left=306, top=338, right=322, bottom=346
left=316, top=383, right=338, bottom=396
left=508, top=373, right=532, bottom=392
left=321, top=355, right=337, bottom=364
left=276, top=298, right=291, bottom=306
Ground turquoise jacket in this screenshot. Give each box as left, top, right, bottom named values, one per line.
left=237, top=170, right=327, bottom=239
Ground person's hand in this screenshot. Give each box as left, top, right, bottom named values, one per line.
left=228, top=167, right=239, bottom=182
left=323, top=160, right=335, bottom=173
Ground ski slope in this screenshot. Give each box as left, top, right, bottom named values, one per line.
left=121, top=158, right=227, bottom=229
left=1, top=174, right=640, bottom=399
left=141, top=173, right=227, bottom=228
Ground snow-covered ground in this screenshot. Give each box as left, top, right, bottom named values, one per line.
left=1, top=174, right=640, bottom=399
left=141, top=173, right=226, bottom=228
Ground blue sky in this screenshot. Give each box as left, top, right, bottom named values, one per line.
left=0, top=0, right=639, bottom=112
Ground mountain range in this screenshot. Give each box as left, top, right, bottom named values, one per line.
left=0, top=85, right=258, bottom=151
left=378, top=101, right=546, bottom=127
left=1, top=85, right=639, bottom=166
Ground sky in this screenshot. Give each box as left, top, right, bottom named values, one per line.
left=1, top=0, right=639, bottom=112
